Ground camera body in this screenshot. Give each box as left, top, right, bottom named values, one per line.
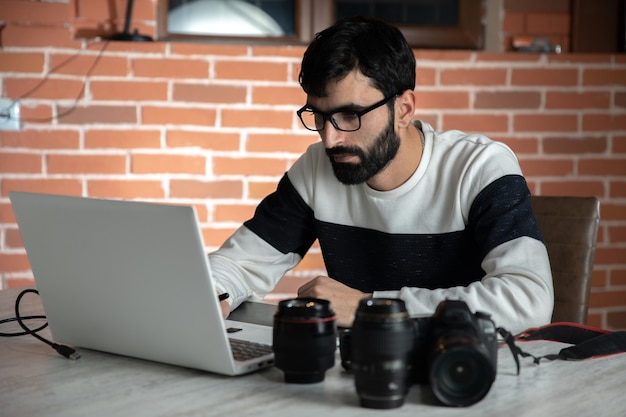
left=411, top=299, right=498, bottom=406
left=346, top=298, right=498, bottom=408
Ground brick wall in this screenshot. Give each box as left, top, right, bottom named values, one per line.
left=1, top=0, right=625, bottom=330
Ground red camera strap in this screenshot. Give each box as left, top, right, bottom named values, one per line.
left=497, top=323, right=626, bottom=375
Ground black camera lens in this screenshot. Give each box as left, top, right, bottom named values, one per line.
left=429, top=343, right=494, bottom=407
left=272, top=298, right=337, bottom=383
left=351, top=298, right=415, bottom=409
left=338, top=328, right=352, bottom=371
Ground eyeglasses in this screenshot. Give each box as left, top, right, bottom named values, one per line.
left=296, top=94, right=397, bottom=132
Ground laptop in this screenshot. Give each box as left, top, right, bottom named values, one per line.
left=9, top=191, right=275, bottom=376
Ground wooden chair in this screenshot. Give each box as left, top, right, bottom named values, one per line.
left=530, top=196, right=600, bottom=324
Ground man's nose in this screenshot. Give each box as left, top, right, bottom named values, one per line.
left=320, top=119, right=344, bottom=149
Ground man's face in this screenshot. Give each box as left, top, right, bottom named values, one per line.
left=325, top=117, right=400, bottom=185
left=305, top=70, right=399, bottom=185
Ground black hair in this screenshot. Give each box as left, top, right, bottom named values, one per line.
left=298, top=16, right=416, bottom=98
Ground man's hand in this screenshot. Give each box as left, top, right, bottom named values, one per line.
left=217, top=292, right=231, bottom=319
left=297, top=276, right=371, bottom=327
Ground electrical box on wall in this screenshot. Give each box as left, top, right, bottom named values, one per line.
left=0, top=99, right=21, bottom=131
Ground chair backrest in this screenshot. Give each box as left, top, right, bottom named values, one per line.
left=530, top=196, right=600, bottom=324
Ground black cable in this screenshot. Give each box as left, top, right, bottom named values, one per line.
left=0, top=288, right=80, bottom=360
left=0, top=39, right=110, bottom=124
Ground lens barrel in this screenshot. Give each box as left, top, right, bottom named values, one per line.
left=272, top=298, right=337, bottom=383
left=351, top=298, right=415, bottom=409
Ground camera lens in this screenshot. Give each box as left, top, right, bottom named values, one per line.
left=351, top=298, right=415, bottom=409
left=429, top=343, right=494, bottom=407
left=272, top=298, right=337, bottom=383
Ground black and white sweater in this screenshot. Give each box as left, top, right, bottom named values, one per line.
left=210, top=121, right=553, bottom=333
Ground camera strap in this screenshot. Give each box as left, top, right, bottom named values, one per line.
left=496, top=323, right=626, bottom=375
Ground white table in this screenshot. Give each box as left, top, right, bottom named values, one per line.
left=1, top=287, right=625, bottom=417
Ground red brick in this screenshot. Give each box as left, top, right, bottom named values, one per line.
left=588, top=289, right=626, bottom=308
left=607, top=310, right=626, bottom=330
left=213, top=156, right=289, bottom=177
left=495, top=136, right=540, bottom=154
left=608, top=226, right=626, bottom=244
left=0, top=130, right=80, bottom=149
left=166, top=131, right=240, bottom=151
left=0, top=253, right=30, bottom=273
left=584, top=69, right=626, bottom=86
left=1, top=0, right=72, bottom=25
left=511, top=68, right=578, bottom=86
left=215, top=61, right=289, bottom=82
left=442, top=114, right=509, bottom=133
left=131, top=154, right=206, bottom=174
left=133, top=58, right=209, bottom=79
left=1, top=179, right=83, bottom=197
left=214, top=204, right=256, bottom=223
left=476, top=52, right=542, bottom=63
left=440, top=69, right=507, bottom=86
left=294, top=252, right=326, bottom=271
left=539, top=181, right=605, bottom=197
left=87, top=180, right=165, bottom=199
left=221, top=109, right=293, bottom=129
left=1, top=26, right=80, bottom=48
left=5, top=78, right=85, bottom=100
left=513, top=114, right=578, bottom=132
left=526, top=13, right=570, bottom=35
left=49, top=54, right=129, bottom=77
left=5, top=228, right=23, bottom=249
left=610, top=181, right=626, bottom=198
left=475, top=91, right=541, bottom=109
left=252, top=45, right=306, bottom=58
left=57, top=105, right=138, bottom=124
left=142, top=106, right=217, bottom=126
left=170, top=180, right=244, bottom=199
left=91, top=81, right=168, bottom=101
left=0, top=52, right=45, bottom=73
left=543, top=136, right=608, bottom=154
left=610, top=269, right=626, bottom=286
left=504, top=0, right=570, bottom=13
left=0, top=152, right=42, bottom=173
left=18, top=104, right=53, bottom=124
left=249, top=180, right=279, bottom=200
left=91, top=41, right=165, bottom=54
left=579, top=158, right=626, bottom=176
left=616, top=93, right=626, bottom=109
left=247, top=133, right=317, bottom=154
left=171, top=43, right=248, bottom=56
left=413, top=51, right=472, bottom=61
left=583, top=114, right=626, bottom=132
left=548, top=54, right=612, bottom=64
left=173, top=84, right=246, bottom=104
left=48, top=154, right=127, bottom=174
left=253, top=86, right=306, bottom=105
left=518, top=158, right=574, bottom=176
left=502, top=12, right=525, bottom=33
left=546, top=92, right=611, bottom=110
left=415, top=67, right=436, bottom=86
left=85, top=129, right=161, bottom=149
left=415, top=91, right=469, bottom=109
left=607, top=136, right=626, bottom=159
left=601, top=203, right=626, bottom=221
left=201, top=226, right=238, bottom=248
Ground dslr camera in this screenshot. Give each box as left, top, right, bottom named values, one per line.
left=343, top=298, right=498, bottom=409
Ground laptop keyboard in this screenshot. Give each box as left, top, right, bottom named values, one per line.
left=229, top=338, right=274, bottom=361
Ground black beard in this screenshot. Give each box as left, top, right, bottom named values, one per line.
left=326, top=121, right=400, bottom=185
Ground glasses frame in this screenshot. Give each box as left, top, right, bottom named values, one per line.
left=296, top=94, right=397, bottom=132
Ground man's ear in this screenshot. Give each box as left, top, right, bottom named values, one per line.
left=395, top=89, right=416, bottom=128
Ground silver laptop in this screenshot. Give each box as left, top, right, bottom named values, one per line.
left=9, top=191, right=275, bottom=376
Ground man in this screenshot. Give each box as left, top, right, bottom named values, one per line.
left=210, top=16, right=553, bottom=334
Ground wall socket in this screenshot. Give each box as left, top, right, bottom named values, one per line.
left=0, top=99, right=21, bottom=131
